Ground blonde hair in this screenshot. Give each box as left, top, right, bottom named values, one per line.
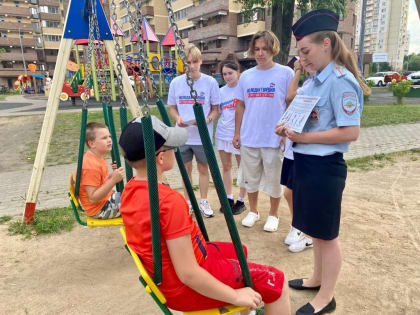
left=308, top=31, right=371, bottom=95
left=185, top=43, right=202, bottom=61
left=85, top=122, right=107, bottom=147
left=248, top=30, right=280, bottom=57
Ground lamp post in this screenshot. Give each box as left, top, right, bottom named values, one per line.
left=18, top=28, right=27, bottom=75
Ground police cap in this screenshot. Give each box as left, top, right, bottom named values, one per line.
left=292, top=9, right=339, bottom=41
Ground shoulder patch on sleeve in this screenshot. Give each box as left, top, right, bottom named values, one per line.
left=334, top=66, right=346, bottom=78
left=342, top=92, right=358, bottom=115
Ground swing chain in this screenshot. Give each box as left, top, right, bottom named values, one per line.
left=111, top=0, right=126, bottom=108
left=124, top=0, right=150, bottom=116
left=91, top=0, right=111, bottom=104
left=164, top=0, right=198, bottom=104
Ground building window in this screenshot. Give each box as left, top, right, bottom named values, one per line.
left=180, top=27, right=193, bottom=39
left=0, top=31, right=7, bottom=38
left=216, top=39, right=222, bottom=48
left=351, top=38, right=354, bottom=49
left=43, top=34, right=61, bottom=42
left=201, top=42, right=208, bottom=51
left=2, top=61, right=13, bottom=68
left=42, top=20, right=60, bottom=28
left=35, top=36, right=42, bottom=47
left=39, top=6, right=59, bottom=14
left=119, top=0, right=126, bottom=9
left=14, top=1, right=19, bottom=7
left=16, top=17, right=22, bottom=23
left=173, top=6, right=191, bottom=21
left=120, top=15, right=129, bottom=25
left=125, top=44, right=131, bottom=52
left=237, top=8, right=265, bottom=25
left=0, top=15, right=4, bottom=22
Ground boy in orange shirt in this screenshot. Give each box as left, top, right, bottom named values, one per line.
left=118, top=116, right=291, bottom=314
left=74, top=122, right=124, bottom=219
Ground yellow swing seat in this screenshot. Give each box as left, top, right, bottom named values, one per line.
left=69, top=175, right=123, bottom=228
left=119, top=228, right=246, bottom=315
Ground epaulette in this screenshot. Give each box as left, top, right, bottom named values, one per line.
left=334, top=65, right=346, bottom=78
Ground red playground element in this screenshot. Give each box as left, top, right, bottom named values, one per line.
left=130, top=17, right=160, bottom=43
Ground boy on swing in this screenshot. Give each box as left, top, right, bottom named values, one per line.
left=73, top=122, right=124, bottom=219
left=118, top=116, right=291, bottom=315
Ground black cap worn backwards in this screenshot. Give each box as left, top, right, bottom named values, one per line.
left=292, top=9, right=339, bottom=41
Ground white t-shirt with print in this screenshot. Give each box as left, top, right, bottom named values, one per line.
left=168, top=73, right=220, bottom=145
left=215, top=84, right=240, bottom=142
left=236, top=63, right=294, bottom=148
left=283, top=77, right=314, bottom=160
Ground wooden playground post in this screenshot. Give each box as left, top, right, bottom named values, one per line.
left=158, top=43, right=164, bottom=97
left=74, top=44, right=81, bottom=67
left=107, top=49, right=116, bottom=101
left=91, top=53, right=100, bottom=102
left=23, top=38, right=73, bottom=223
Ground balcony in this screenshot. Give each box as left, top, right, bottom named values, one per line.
left=0, top=68, right=28, bottom=77
left=141, top=5, right=154, bottom=18
left=39, top=12, right=61, bottom=21
left=0, top=51, right=37, bottom=61
left=188, top=23, right=235, bottom=42
left=0, top=37, right=36, bottom=47
left=0, top=6, right=30, bottom=17
left=237, top=21, right=265, bottom=38
left=45, top=55, right=57, bottom=62
left=39, top=0, right=60, bottom=5
left=0, top=22, right=34, bottom=32
left=201, top=49, right=224, bottom=63
left=187, top=0, right=229, bottom=22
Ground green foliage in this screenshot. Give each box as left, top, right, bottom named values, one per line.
left=388, top=79, right=413, bottom=105
left=369, top=62, right=392, bottom=74
left=0, top=216, right=12, bottom=224
left=403, top=53, right=420, bottom=71
left=8, top=207, right=76, bottom=239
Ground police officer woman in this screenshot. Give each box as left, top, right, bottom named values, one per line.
left=275, top=9, right=370, bottom=315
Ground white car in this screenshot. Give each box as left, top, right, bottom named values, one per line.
left=365, top=72, right=388, bottom=87
left=407, top=71, right=420, bottom=85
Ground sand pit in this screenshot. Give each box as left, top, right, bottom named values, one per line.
left=1, top=155, right=419, bottom=315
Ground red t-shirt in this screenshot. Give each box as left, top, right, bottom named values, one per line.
left=120, top=179, right=208, bottom=298
left=73, top=151, right=114, bottom=216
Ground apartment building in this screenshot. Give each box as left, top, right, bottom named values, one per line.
left=355, top=0, right=409, bottom=71
left=0, top=0, right=67, bottom=88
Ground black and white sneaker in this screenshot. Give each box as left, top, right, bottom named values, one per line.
left=232, top=200, right=246, bottom=215
left=219, top=198, right=235, bottom=213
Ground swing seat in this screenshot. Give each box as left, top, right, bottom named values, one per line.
left=69, top=175, right=123, bottom=228
left=119, top=228, right=246, bottom=315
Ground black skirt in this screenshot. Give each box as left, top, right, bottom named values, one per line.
left=292, top=152, right=347, bottom=240
left=280, top=157, right=294, bottom=189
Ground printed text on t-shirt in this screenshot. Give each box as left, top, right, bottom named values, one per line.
left=220, top=98, right=237, bottom=111
left=179, top=95, right=205, bottom=105
left=247, top=84, right=276, bottom=98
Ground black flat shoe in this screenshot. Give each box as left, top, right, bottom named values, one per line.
left=296, top=297, right=336, bottom=315
left=289, top=279, right=321, bottom=291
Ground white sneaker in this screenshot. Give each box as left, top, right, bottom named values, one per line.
left=263, top=215, right=279, bottom=232
left=284, top=226, right=303, bottom=245
left=288, top=236, right=313, bottom=253
left=241, top=211, right=260, bottom=227
left=199, top=200, right=214, bottom=218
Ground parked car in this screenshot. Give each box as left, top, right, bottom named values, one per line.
left=407, top=71, right=420, bottom=85
left=365, top=72, right=390, bottom=87
left=384, top=72, right=407, bottom=84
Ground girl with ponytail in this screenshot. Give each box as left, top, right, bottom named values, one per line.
left=275, top=9, right=367, bottom=315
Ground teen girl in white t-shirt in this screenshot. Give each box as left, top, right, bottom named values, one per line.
left=215, top=59, right=246, bottom=215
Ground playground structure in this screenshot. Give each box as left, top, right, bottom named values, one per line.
left=22, top=0, right=254, bottom=314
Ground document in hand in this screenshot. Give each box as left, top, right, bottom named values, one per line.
left=279, top=95, right=321, bottom=133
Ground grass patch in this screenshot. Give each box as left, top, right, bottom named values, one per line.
left=21, top=106, right=166, bottom=166
left=0, top=216, right=12, bottom=224
left=8, top=206, right=77, bottom=239
left=362, top=103, right=420, bottom=127
left=347, top=149, right=420, bottom=172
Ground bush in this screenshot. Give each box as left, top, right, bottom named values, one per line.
left=388, top=79, right=413, bottom=105
left=364, top=80, right=375, bottom=101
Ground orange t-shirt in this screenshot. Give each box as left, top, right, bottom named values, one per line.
left=120, top=179, right=208, bottom=298
left=74, top=150, right=114, bottom=216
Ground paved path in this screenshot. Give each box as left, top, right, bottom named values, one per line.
left=1, top=122, right=419, bottom=217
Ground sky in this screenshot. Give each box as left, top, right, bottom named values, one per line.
left=408, top=0, right=420, bottom=54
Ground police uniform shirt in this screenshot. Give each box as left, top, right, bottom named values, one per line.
left=293, top=61, right=363, bottom=156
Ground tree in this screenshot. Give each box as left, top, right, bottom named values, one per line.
left=235, top=0, right=353, bottom=64
left=403, top=53, right=420, bottom=72
left=369, top=62, right=391, bottom=74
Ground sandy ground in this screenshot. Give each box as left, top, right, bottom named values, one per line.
left=1, top=154, right=420, bottom=315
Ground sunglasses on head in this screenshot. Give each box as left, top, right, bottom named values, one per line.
left=156, top=147, right=178, bottom=156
